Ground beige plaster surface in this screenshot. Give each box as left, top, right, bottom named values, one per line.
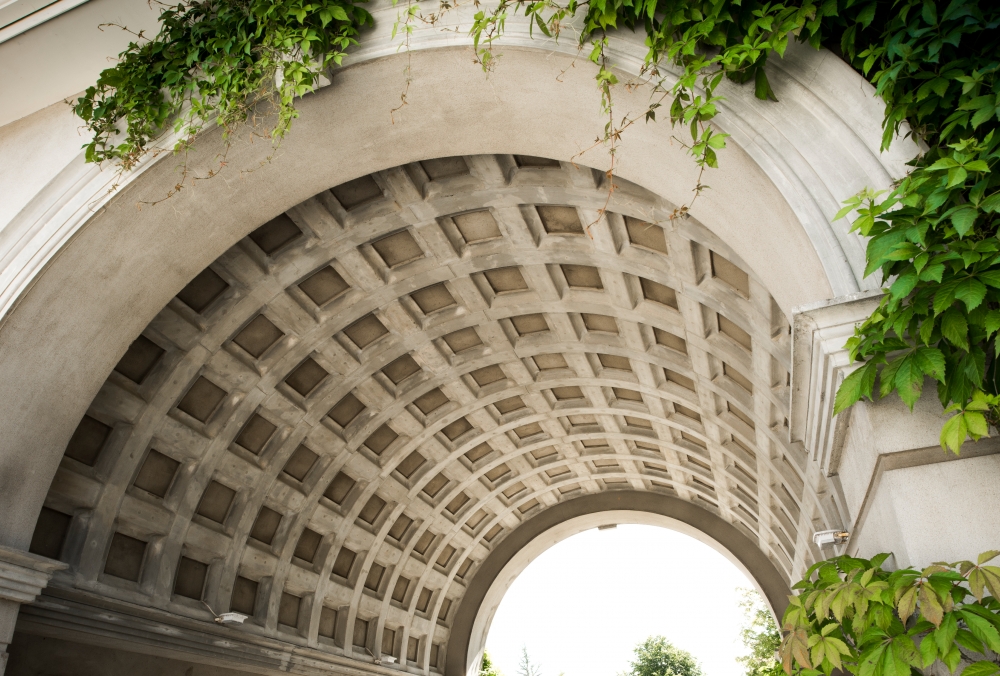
left=850, top=453, right=1000, bottom=567
left=8, top=632, right=256, bottom=676
left=0, top=0, right=159, bottom=127
left=0, top=99, right=84, bottom=231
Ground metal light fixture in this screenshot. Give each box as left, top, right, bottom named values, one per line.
left=813, top=529, right=849, bottom=546
left=203, top=601, right=249, bottom=625
left=368, top=648, right=397, bottom=666
left=216, top=612, right=249, bottom=625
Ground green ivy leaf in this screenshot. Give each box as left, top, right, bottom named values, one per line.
left=961, top=662, right=1000, bottom=676
left=920, top=583, right=944, bottom=626
left=934, top=613, right=958, bottom=655
left=834, top=361, right=878, bottom=415
left=986, top=310, right=1000, bottom=338
left=918, top=635, right=937, bottom=668
left=941, top=308, right=970, bottom=350
left=920, top=263, right=946, bottom=283
left=941, top=411, right=969, bottom=453
left=894, top=354, right=923, bottom=408
left=980, top=270, right=1000, bottom=288
left=981, top=192, right=1000, bottom=213
left=914, top=347, right=946, bottom=382
left=933, top=279, right=960, bottom=316
left=950, top=206, right=978, bottom=237
left=943, top=646, right=962, bottom=673
left=890, top=269, right=919, bottom=299
left=954, top=277, right=987, bottom=310
left=978, top=550, right=1000, bottom=565
left=960, top=610, right=1000, bottom=653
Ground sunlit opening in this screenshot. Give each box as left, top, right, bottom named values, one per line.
left=484, top=524, right=760, bottom=676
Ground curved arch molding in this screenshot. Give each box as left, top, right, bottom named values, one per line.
left=0, top=1, right=916, bottom=554
left=447, top=490, right=791, bottom=676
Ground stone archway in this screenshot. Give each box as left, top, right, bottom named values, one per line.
left=12, top=154, right=842, bottom=676
left=0, top=8, right=920, bottom=673
left=0, top=32, right=905, bottom=551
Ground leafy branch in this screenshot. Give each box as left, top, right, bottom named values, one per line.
left=781, top=551, right=1000, bottom=676
left=827, top=0, right=1000, bottom=454
left=76, top=0, right=373, bottom=172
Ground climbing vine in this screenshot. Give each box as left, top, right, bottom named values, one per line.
left=75, top=0, right=372, bottom=170
left=824, top=1, right=1000, bottom=454
left=780, top=551, right=1000, bottom=676
left=76, top=0, right=1000, bottom=451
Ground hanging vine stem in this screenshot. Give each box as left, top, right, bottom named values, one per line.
left=588, top=35, right=619, bottom=238
left=566, top=57, right=717, bottom=231
left=390, top=0, right=419, bottom=122
left=466, top=0, right=788, bottom=235
left=576, top=36, right=713, bottom=232
left=390, top=0, right=481, bottom=122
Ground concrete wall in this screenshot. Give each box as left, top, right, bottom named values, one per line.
left=838, top=393, right=1000, bottom=567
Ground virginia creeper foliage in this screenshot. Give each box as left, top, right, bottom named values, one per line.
left=781, top=552, right=1000, bottom=676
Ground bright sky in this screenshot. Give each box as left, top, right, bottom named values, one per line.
left=484, top=524, right=756, bottom=676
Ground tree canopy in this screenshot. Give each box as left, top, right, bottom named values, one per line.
left=736, top=589, right=783, bottom=676
left=482, top=650, right=504, bottom=676
left=625, top=636, right=703, bottom=676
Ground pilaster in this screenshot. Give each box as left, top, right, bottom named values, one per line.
left=0, top=545, right=66, bottom=675
left=791, top=292, right=1000, bottom=567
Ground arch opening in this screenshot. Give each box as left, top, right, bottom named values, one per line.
left=457, top=494, right=789, bottom=676
left=480, top=523, right=764, bottom=676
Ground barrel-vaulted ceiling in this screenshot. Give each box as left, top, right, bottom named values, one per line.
left=27, top=154, right=845, bottom=673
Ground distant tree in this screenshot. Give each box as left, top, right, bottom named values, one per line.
left=517, top=646, right=542, bottom=676
left=625, top=636, right=702, bottom=676
left=735, top=589, right=783, bottom=676
left=481, top=650, right=503, bottom=676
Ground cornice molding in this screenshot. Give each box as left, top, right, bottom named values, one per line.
left=18, top=588, right=399, bottom=676
left=0, top=545, right=66, bottom=604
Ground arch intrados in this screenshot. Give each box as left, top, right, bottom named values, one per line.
left=0, top=44, right=825, bottom=550
left=448, top=490, right=790, bottom=676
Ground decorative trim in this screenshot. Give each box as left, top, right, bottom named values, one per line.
left=790, top=290, right=884, bottom=475
left=846, top=436, right=1000, bottom=555
left=0, top=545, right=65, bottom=605
left=0, top=0, right=90, bottom=44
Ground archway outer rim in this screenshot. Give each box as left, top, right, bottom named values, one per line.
left=0, top=15, right=892, bottom=556
left=0, top=1, right=915, bottom=334
left=445, top=490, right=791, bottom=676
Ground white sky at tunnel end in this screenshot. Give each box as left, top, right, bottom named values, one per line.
left=483, top=524, right=757, bottom=676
